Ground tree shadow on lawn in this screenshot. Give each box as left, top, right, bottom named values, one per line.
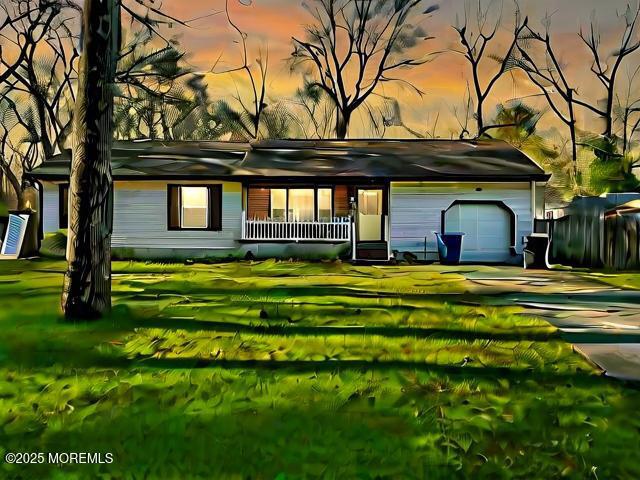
left=130, top=317, right=560, bottom=342
left=3, top=368, right=640, bottom=479
left=131, top=356, right=621, bottom=390
left=0, top=342, right=622, bottom=391
left=2, top=402, right=451, bottom=479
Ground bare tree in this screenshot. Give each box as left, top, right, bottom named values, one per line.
left=453, top=0, right=522, bottom=137
left=291, top=80, right=336, bottom=139
left=614, top=65, right=640, bottom=155
left=291, top=0, right=440, bottom=139
left=210, top=0, right=268, bottom=140
left=515, top=15, right=580, bottom=183
left=372, top=94, right=440, bottom=138
left=451, top=81, right=474, bottom=139
left=113, top=29, right=207, bottom=140
left=0, top=95, right=40, bottom=205
left=579, top=4, right=640, bottom=140
left=0, top=0, right=80, bottom=203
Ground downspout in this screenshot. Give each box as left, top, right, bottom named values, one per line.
left=530, top=180, right=536, bottom=232
left=350, top=195, right=356, bottom=261
left=386, top=182, right=392, bottom=261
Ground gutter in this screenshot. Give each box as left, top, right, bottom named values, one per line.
left=28, top=173, right=553, bottom=183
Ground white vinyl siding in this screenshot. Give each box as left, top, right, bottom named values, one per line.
left=42, top=182, right=61, bottom=233
left=111, top=181, right=241, bottom=251
left=390, top=182, right=535, bottom=261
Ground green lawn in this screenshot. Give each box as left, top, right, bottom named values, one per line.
left=1, top=259, right=639, bottom=479
left=580, top=271, right=640, bottom=290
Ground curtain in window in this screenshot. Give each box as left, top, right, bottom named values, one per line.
left=288, top=189, right=314, bottom=221
left=270, top=189, right=287, bottom=221
left=317, top=188, right=332, bottom=221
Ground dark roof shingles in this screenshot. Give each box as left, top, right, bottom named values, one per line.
left=29, top=139, right=549, bottom=180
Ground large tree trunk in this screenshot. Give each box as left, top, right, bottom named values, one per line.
left=62, top=0, right=119, bottom=319
left=335, top=109, right=350, bottom=139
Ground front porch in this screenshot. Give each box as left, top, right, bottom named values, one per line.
left=241, top=213, right=352, bottom=242
left=241, top=183, right=390, bottom=260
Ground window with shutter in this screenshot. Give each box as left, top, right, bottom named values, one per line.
left=167, top=185, right=223, bottom=231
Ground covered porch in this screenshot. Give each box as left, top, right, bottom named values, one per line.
left=240, top=183, right=391, bottom=260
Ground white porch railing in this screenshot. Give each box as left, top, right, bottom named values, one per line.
left=241, top=211, right=351, bottom=241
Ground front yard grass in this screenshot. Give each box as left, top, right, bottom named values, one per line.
left=580, top=271, right=640, bottom=290
left=0, top=259, right=639, bottom=479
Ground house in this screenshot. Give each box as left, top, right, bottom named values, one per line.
left=27, top=139, right=549, bottom=263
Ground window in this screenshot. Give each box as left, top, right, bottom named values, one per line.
left=288, top=189, right=314, bottom=221
left=168, top=185, right=222, bottom=231
left=265, top=187, right=333, bottom=221
left=270, top=189, right=287, bottom=221
left=358, top=190, right=382, bottom=215
left=317, top=188, right=332, bottom=221
left=59, top=184, right=69, bottom=229
left=181, top=187, right=208, bottom=228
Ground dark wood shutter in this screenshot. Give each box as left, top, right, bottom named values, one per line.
left=209, top=185, right=222, bottom=231
left=168, top=185, right=181, bottom=229
left=247, top=187, right=270, bottom=220
left=58, top=184, right=69, bottom=229
left=334, top=185, right=350, bottom=217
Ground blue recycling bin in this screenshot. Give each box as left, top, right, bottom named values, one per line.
left=434, top=232, right=465, bottom=265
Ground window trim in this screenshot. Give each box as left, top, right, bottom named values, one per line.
left=58, top=183, right=69, bottom=229
left=167, top=184, right=222, bottom=232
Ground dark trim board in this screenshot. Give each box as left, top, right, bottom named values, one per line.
left=440, top=200, right=518, bottom=250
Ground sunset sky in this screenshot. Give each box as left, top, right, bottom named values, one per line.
left=158, top=0, right=640, bottom=137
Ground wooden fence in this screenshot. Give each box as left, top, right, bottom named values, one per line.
left=604, top=210, right=640, bottom=270
left=549, top=202, right=640, bottom=270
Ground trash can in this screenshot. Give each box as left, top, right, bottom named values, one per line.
left=434, top=232, right=465, bottom=265
left=523, top=234, right=550, bottom=269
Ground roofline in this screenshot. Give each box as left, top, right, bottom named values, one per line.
left=27, top=173, right=552, bottom=182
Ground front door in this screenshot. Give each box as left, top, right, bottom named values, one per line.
left=357, top=188, right=384, bottom=242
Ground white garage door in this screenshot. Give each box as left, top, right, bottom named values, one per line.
left=444, top=203, right=511, bottom=262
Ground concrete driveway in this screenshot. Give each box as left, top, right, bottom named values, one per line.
left=453, top=266, right=640, bottom=381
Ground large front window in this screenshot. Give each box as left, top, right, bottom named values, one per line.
left=265, top=187, right=333, bottom=222
left=287, top=189, right=314, bottom=221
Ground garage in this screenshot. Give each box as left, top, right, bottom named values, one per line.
left=444, top=201, right=514, bottom=262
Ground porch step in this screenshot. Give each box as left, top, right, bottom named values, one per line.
left=356, top=242, right=389, bottom=261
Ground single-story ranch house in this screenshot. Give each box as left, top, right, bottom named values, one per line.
left=28, top=139, right=549, bottom=263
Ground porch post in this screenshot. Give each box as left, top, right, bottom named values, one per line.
left=351, top=219, right=356, bottom=261
left=386, top=215, right=391, bottom=261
